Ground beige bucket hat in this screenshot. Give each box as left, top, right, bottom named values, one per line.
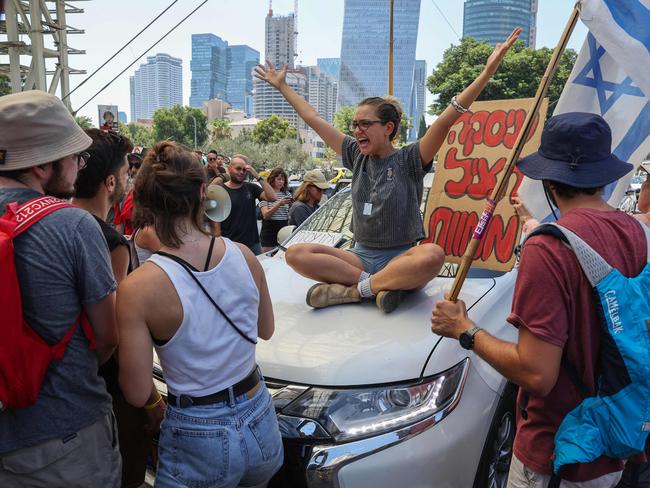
left=303, top=169, right=330, bottom=189
left=0, top=90, right=92, bottom=171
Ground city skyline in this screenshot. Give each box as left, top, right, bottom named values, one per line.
left=55, top=0, right=587, bottom=123
left=129, top=53, right=183, bottom=121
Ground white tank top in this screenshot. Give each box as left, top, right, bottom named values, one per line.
left=148, top=238, right=259, bottom=397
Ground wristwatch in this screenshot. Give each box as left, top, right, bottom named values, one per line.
left=459, top=326, right=483, bottom=350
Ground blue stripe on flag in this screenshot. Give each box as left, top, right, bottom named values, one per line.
left=602, top=0, right=650, bottom=52
left=602, top=100, right=650, bottom=199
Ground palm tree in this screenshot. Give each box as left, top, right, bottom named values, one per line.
left=209, top=119, right=232, bottom=142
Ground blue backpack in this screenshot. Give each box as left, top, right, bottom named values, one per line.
left=525, top=222, right=650, bottom=485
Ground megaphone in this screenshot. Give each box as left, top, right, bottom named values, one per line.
left=204, top=184, right=231, bottom=222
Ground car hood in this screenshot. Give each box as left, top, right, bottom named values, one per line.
left=257, top=254, right=496, bottom=387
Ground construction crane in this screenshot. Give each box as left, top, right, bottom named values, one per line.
left=0, top=0, right=87, bottom=111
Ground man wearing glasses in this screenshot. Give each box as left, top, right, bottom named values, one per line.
left=206, top=149, right=230, bottom=184
left=0, top=91, right=121, bottom=486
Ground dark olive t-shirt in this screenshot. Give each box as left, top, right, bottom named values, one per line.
left=508, top=208, right=647, bottom=481
left=220, top=182, right=264, bottom=248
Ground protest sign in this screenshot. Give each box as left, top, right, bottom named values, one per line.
left=422, top=98, right=548, bottom=272
left=98, top=105, right=119, bottom=131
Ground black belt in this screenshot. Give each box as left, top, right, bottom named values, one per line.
left=167, top=368, right=261, bottom=408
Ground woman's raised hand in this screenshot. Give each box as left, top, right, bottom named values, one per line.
left=254, top=60, right=288, bottom=89
left=484, top=27, right=521, bottom=76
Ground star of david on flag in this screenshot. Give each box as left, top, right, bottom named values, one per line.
left=518, top=0, right=650, bottom=222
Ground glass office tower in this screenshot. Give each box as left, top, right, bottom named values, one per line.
left=338, top=0, right=421, bottom=124
left=227, top=45, right=259, bottom=116
left=463, top=0, right=537, bottom=48
left=190, top=33, right=228, bottom=108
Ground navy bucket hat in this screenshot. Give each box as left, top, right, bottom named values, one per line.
left=517, top=112, right=633, bottom=188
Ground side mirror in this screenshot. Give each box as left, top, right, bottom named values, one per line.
left=277, top=225, right=296, bottom=245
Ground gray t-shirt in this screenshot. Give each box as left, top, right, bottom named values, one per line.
left=341, top=136, right=432, bottom=248
left=0, top=188, right=116, bottom=453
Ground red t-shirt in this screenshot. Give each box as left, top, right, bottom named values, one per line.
left=113, top=191, right=134, bottom=236
left=508, top=208, right=647, bottom=481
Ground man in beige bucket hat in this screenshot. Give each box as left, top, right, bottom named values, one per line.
left=0, top=91, right=121, bottom=487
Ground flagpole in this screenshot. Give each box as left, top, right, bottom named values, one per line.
left=447, top=4, right=581, bottom=302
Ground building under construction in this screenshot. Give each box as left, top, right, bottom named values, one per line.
left=0, top=0, right=87, bottom=110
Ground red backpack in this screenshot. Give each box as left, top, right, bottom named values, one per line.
left=0, top=196, right=96, bottom=411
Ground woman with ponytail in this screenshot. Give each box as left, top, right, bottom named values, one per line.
left=117, top=142, right=282, bottom=487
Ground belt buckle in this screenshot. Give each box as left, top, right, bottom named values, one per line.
left=179, top=395, right=194, bottom=408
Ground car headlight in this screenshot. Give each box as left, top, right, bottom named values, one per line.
left=276, top=359, right=469, bottom=443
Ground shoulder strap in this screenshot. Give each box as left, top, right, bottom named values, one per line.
left=636, top=219, right=650, bottom=264
left=5, top=196, right=74, bottom=238
left=154, top=250, right=257, bottom=345
left=526, top=223, right=612, bottom=288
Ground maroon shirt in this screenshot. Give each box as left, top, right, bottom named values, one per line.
left=508, top=208, right=647, bottom=481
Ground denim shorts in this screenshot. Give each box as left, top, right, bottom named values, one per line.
left=348, top=242, right=413, bottom=275
left=155, top=382, right=283, bottom=488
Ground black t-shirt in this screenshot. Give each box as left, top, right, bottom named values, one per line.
left=93, top=215, right=128, bottom=396
left=220, top=182, right=264, bottom=247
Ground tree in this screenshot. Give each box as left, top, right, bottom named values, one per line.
left=252, top=115, right=297, bottom=145
left=75, top=115, right=93, bottom=130
left=333, top=106, right=355, bottom=137
left=119, top=122, right=155, bottom=147
left=397, top=115, right=413, bottom=145
left=417, top=116, right=428, bottom=139
left=0, top=75, right=10, bottom=97
left=209, top=118, right=232, bottom=142
left=427, top=37, right=578, bottom=115
left=152, top=105, right=208, bottom=148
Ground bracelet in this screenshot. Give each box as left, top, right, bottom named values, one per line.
left=144, top=395, right=163, bottom=410
left=450, top=95, right=473, bottom=114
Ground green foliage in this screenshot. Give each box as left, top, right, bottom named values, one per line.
left=252, top=115, right=297, bottom=145
left=427, top=38, right=578, bottom=115
left=0, top=75, right=10, bottom=97
left=152, top=105, right=208, bottom=148
left=212, top=130, right=310, bottom=172
left=417, top=116, right=428, bottom=139
left=333, top=106, right=356, bottom=137
left=75, top=115, right=93, bottom=130
left=209, top=118, right=232, bottom=142
left=119, top=122, right=154, bottom=147
left=397, top=115, right=413, bottom=145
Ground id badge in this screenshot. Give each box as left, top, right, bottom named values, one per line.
left=363, top=202, right=372, bottom=215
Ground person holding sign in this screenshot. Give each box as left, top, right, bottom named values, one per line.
left=255, top=28, right=521, bottom=313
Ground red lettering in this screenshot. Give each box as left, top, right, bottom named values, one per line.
left=483, top=110, right=507, bottom=148
left=481, top=214, right=519, bottom=263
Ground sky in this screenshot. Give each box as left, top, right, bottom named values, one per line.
left=48, top=0, right=588, bottom=123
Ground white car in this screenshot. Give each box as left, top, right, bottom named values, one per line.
left=153, top=184, right=520, bottom=488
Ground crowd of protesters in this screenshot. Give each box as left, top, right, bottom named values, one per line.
left=1, top=26, right=648, bottom=488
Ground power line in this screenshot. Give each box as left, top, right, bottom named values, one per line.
left=73, top=0, right=210, bottom=114
left=63, top=0, right=180, bottom=101
left=430, top=0, right=461, bottom=41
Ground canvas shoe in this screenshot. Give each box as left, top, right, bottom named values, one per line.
left=306, top=283, right=361, bottom=309
left=375, top=290, right=409, bottom=314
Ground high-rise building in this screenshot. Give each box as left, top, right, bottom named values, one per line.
left=410, top=60, right=427, bottom=140
left=317, top=58, right=341, bottom=81
left=463, top=0, right=537, bottom=48
left=227, top=45, right=260, bottom=116
left=129, top=53, right=182, bottom=121
left=265, top=7, right=296, bottom=69
left=305, top=66, right=338, bottom=123
left=338, top=0, right=421, bottom=125
left=253, top=69, right=307, bottom=130
left=190, top=34, right=228, bottom=108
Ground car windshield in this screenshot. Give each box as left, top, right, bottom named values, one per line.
left=294, top=185, right=460, bottom=278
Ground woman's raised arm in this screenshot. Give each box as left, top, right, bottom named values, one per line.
left=254, top=61, right=347, bottom=156
left=418, top=27, right=522, bottom=166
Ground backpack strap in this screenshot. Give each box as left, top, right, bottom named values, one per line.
left=637, top=220, right=650, bottom=264
left=526, top=223, right=612, bottom=288
left=3, top=196, right=74, bottom=238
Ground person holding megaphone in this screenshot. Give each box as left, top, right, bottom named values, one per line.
left=117, top=141, right=283, bottom=486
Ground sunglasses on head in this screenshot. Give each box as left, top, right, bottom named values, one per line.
left=129, top=161, right=142, bottom=169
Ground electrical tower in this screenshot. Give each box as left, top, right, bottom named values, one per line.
left=0, top=0, right=87, bottom=110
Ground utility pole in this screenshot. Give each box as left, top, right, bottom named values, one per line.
left=388, top=0, right=394, bottom=96
left=0, top=0, right=87, bottom=111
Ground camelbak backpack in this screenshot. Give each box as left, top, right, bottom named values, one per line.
left=0, top=196, right=96, bottom=411
left=526, top=222, right=650, bottom=486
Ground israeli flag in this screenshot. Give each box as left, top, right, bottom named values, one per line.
left=518, top=0, right=650, bottom=221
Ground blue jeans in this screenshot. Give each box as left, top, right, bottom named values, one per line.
left=348, top=242, right=413, bottom=274
left=155, top=383, right=283, bottom=488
